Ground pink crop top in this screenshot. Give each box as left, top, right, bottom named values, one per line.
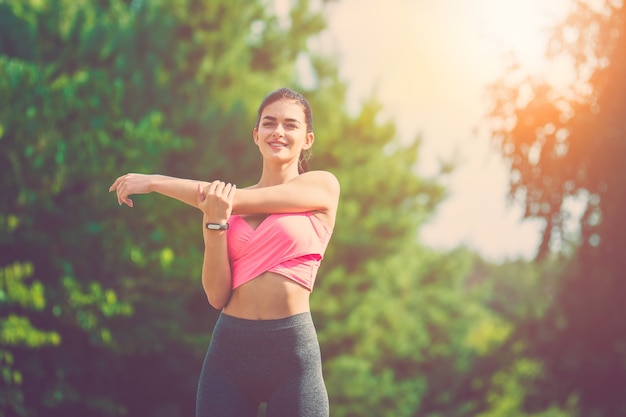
left=226, top=212, right=333, bottom=291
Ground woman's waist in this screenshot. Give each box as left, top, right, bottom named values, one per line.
left=223, top=272, right=311, bottom=320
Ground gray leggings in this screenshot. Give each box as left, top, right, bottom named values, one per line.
left=196, top=312, right=329, bottom=417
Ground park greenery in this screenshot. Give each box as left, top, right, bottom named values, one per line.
left=1, top=0, right=624, bottom=416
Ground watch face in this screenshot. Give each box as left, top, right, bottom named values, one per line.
left=206, top=223, right=228, bottom=230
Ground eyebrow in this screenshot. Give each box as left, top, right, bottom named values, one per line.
left=262, top=116, right=302, bottom=124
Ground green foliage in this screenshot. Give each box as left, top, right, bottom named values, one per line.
left=0, top=263, right=60, bottom=416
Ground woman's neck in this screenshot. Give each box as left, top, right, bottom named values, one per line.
left=256, top=164, right=300, bottom=187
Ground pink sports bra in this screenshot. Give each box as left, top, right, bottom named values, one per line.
left=227, top=212, right=333, bottom=291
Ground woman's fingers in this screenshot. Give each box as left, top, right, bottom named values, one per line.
left=224, top=183, right=236, bottom=202
left=109, top=176, right=122, bottom=192
left=109, top=174, right=135, bottom=207
left=117, top=188, right=133, bottom=207
left=199, top=181, right=235, bottom=212
left=213, top=181, right=225, bottom=195
left=203, top=180, right=227, bottom=197
left=115, top=181, right=124, bottom=206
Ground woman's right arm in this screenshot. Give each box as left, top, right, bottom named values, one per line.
left=109, top=173, right=209, bottom=209
left=198, top=182, right=236, bottom=309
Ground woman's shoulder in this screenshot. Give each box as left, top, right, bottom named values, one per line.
left=296, top=170, right=340, bottom=190
left=300, top=170, right=338, bottom=180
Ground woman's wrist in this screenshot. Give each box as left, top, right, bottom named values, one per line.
left=202, top=213, right=228, bottom=223
left=147, top=174, right=164, bottom=193
left=204, top=222, right=229, bottom=231
left=202, top=214, right=229, bottom=230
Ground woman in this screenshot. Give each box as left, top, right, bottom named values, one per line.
left=109, top=87, right=340, bottom=417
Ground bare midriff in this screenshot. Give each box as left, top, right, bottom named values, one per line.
left=222, top=272, right=311, bottom=320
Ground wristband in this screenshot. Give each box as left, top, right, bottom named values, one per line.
left=205, top=222, right=229, bottom=231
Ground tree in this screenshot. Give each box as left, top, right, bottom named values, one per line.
left=0, top=262, right=61, bottom=416
left=486, top=1, right=626, bottom=415
left=0, top=48, right=177, bottom=416
left=311, top=95, right=572, bottom=417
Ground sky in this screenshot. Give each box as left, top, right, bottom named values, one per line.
left=318, top=0, right=574, bottom=261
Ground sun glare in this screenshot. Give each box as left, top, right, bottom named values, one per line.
left=469, top=0, right=573, bottom=72
left=328, top=0, right=573, bottom=135
left=327, top=0, right=574, bottom=259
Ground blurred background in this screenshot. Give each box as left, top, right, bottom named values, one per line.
left=1, top=0, right=625, bottom=416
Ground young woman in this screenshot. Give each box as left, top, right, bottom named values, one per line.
left=109, top=88, right=340, bottom=417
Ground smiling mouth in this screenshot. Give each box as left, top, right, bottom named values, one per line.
left=268, top=141, right=287, bottom=148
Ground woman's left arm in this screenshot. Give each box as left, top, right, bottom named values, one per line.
left=109, top=173, right=210, bottom=209
left=232, top=170, right=340, bottom=218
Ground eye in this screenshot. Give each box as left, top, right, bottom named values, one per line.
left=286, top=123, right=298, bottom=129
left=262, top=121, right=276, bottom=128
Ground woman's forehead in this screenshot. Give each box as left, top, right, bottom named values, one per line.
left=261, top=99, right=305, bottom=120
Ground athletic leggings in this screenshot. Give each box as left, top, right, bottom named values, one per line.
left=196, top=312, right=329, bottom=417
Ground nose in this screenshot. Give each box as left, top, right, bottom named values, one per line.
left=273, top=123, right=285, bottom=137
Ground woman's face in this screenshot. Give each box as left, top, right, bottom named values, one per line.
left=253, top=99, right=314, bottom=166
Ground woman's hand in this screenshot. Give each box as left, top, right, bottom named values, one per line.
left=109, top=173, right=154, bottom=207
left=197, top=181, right=236, bottom=222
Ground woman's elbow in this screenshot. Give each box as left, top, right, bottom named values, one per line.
left=205, top=289, right=230, bottom=310
left=201, top=268, right=231, bottom=309
left=207, top=296, right=225, bottom=310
